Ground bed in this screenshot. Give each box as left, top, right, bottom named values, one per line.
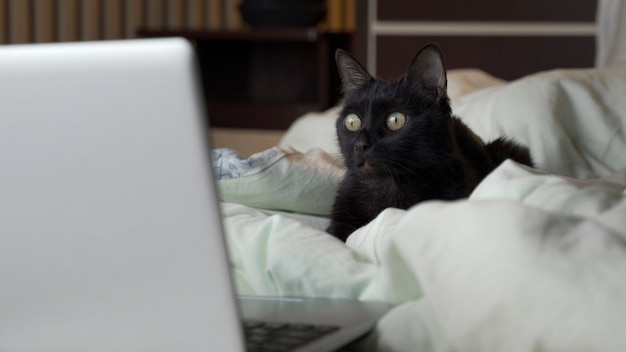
left=210, top=0, right=626, bottom=349
left=212, top=60, right=626, bottom=351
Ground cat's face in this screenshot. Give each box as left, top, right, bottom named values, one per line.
left=335, top=45, right=454, bottom=180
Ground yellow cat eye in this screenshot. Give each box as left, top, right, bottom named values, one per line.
left=386, top=112, right=407, bottom=131
left=344, top=113, right=362, bottom=132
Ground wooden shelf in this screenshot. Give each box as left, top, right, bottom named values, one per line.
left=138, top=29, right=351, bottom=130
left=138, top=28, right=325, bottom=43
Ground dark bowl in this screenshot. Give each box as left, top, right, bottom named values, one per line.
left=239, top=2, right=327, bottom=28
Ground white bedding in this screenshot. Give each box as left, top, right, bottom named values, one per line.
left=214, top=63, right=626, bottom=351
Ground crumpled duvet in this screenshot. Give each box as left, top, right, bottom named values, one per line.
left=221, top=162, right=626, bottom=351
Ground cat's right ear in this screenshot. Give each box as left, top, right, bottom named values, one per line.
left=404, top=44, right=447, bottom=102
left=335, top=49, right=373, bottom=94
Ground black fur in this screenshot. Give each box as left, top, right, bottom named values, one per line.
left=327, top=44, right=533, bottom=241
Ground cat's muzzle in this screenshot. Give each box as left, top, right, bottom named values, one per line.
left=355, top=158, right=388, bottom=179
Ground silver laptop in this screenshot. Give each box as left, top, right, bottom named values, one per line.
left=0, top=38, right=390, bottom=351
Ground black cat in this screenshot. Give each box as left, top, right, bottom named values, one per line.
left=327, top=44, right=533, bottom=241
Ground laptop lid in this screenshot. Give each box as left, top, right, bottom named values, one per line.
left=0, top=38, right=244, bottom=351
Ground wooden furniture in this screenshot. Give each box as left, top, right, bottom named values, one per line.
left=352, top=0, right=597, bottom=80
left=139, top=29, right=351, bottom=130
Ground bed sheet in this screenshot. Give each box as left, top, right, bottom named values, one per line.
left=214, top=63, right=626, bottom=351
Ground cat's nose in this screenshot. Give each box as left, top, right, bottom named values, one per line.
left=354, top=132, right=370, bottom=153
left=354, top=140, right=369, bottom=153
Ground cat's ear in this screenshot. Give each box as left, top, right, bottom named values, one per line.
left=335, top=49, right=373, bottom=94
left=404, top=44, right=447, bottom=102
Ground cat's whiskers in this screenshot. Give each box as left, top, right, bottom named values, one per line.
left=381, top=163, right=400, bottom=180
left=397, top=157, right=451, bottom=181
left=387, top=162, right=414, bottom=179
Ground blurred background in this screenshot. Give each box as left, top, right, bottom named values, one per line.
left=0, top=0, right=355, bottom=156
left=0, top=0, right=602, bottom=156
left=0, top=0, right=354, bottom=43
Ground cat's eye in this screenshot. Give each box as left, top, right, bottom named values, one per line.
left=386, top=112, right=407, bottom=131
left=344, top=113, right=362, bottom=132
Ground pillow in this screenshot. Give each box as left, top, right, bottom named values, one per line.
left=214, top=147, right=345, bottom=216
left=278, top=107, right=341, bottom=155
left=454, top=64, right=626, bottom=178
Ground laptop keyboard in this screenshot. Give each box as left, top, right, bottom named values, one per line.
left=244, top=320, right=339, bottom=352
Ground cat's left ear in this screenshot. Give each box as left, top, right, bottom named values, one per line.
left=403, top=44, right=447, bottom=102
left=335, top=49, right=373, bottom=94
